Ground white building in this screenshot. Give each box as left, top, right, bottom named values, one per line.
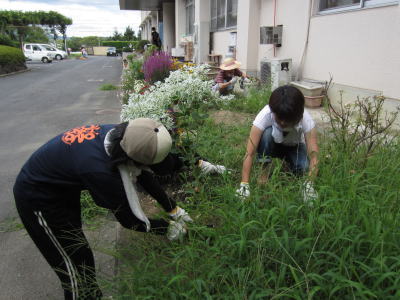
left=120, top=0, right=400, bottom=108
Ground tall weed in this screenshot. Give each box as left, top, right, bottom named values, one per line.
left=108, top=117, right=400, bottom=299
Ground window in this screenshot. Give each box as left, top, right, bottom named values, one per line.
left=185, top=0, right=195, bottom=35
left=227, top=0, right=238, bottom=27
left=26, top=45, right=31, bottom=50
left=320, top=0, right=360, bottom=10
left=211, top=0, right=238, bottom=31
left=319, top=0, right=398, bottom=12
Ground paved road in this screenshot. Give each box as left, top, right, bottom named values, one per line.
left=0, top=56, right=123, bottom=299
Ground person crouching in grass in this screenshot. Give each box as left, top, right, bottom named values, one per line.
left=236, top=85, right=319, bottom=205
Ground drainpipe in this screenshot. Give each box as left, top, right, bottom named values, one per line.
left=273, top=0, right=277, bottom=57
left=296, top=0, right=313, bottom=80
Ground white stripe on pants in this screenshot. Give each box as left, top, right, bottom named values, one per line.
left=34, top=211, right=79, bottom=300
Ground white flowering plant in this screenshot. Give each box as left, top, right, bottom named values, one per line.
left=121, top=64, right=234, bottom=130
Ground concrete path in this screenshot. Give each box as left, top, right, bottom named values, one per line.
left=0, top=56, right=123, bottom=299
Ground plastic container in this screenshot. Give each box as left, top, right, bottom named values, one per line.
left=290, top=81, right=324, bottom=97
left=290, top=80, right=325, bottom=108
left=304, top=95, right=324, bottom=108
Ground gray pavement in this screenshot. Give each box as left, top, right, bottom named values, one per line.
left=0, top=56, right=123, bottom=299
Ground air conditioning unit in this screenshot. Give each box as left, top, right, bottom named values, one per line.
left=260, top=58, right=292, bottom=90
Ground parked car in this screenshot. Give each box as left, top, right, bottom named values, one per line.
left=106, top=47, right=117, bottom=56
left=39, top=44, right=68, bottom=60
left=23, top=44, right=53, bottom=63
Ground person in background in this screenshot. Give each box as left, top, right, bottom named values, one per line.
left=236, top=85, right=319, bottom=205
left=151, top=27, right=162, bottom=49
left=13, top=118, right=192, bottom=299
left=213, top=57, right=248, bottom=95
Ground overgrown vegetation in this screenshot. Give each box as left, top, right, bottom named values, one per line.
left=110, top=54, right=400, bottom=298
left=110, top=106, right=400, bottom=298
left=80, top=191, right=108, bottom=228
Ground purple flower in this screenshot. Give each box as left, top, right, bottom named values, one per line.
left=143, top=51, right=173, bottom=84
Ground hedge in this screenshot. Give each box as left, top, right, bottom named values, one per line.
left=0, top=34, right=20, bottom=48
left=101, top=40, right=150, bottom=52
left=101, top=41, right=135, bottom=49
left=0, top=45, right=26, bottom=75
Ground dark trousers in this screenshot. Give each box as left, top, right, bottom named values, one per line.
left=257, top=126, right=309, bottom=175
left=14, top=187, right=102, bottom=300
left=13, top=179, right=171, bottom=299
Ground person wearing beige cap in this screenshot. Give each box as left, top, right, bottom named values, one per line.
left=13, top=118, right=191, bottom=299
left=213, top=57, right=247, bottom=95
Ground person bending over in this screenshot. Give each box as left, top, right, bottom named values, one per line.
left=13, top=118, right=191, bottom=299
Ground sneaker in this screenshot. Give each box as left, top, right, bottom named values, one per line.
left=199, top=160, right=228, bottom=174
left=167, top=221, right=187, bottom=241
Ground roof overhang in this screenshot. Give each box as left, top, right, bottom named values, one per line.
left=119, top=0, right=173, bottom=11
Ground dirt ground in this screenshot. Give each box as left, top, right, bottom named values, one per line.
left=210, top=110, right=253, bottom=126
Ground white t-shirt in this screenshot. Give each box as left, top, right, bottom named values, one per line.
left=253, top=105, right=315, bottom=145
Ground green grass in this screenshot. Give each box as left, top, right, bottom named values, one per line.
left=222, top=85, right=271, bottom=114
left=107, top=114, right=400, bottom=299
left=80, top=191, right=108, bottom=228
left=99, top=83, right=118, bottom=91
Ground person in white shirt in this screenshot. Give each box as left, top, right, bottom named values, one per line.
left=236, top=85, right=319, bottom=205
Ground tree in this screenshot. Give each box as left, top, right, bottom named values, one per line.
left=123, top=26, right=135, bottom=41
left=24, top=26, right=49, bottom=43
left=0, top=10, right=72, bottom=49
left=111, top=29, right=123, bottom=41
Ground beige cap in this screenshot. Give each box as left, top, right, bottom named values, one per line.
left=120, top=118, right=172, bottom=165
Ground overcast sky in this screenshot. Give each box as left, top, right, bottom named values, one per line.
left=1, top=0, right=142, bottom=37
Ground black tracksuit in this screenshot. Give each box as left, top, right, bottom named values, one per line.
left=13, top=124, right=176, bottom=299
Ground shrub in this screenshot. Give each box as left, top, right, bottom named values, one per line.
left=0, top=34, right=18, bottom=48
left=101, top=41, right=135, bottom=49
left=121, top=64, right=231, bottom=129
left=136, top=40, right=150, bottom=53
left=0, top=45, right=26, bottom=74
left=122, top=47, right=133, bottom=53
left=143, top=51, right=173, bottom=84
left=129, top=59, right=144, bottom=80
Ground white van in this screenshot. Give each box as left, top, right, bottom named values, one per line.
left=24, top=44, right=53, bottom=63
left=40, top=44, right=67, bottom=60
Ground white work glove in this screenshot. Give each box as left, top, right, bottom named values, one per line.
left=167, top=220, right=187, bottom=241
left=169, top=206, right=193, bottom=223
left=230, top=76, right=238, bottom=85
left=236, top=182, right=250, bottom=199
left=199, top=160, right=229, bottom=174
left=302, top=180, right=318, bottom=207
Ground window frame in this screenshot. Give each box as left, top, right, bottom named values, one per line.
left=185, top=0, right=195, bottom=35
left=210, top=0, right=238, bottom=32
left=317, top=0, right=398, bottom=14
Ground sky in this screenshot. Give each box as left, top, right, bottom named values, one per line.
left=1, top=0, right=142, bottom=37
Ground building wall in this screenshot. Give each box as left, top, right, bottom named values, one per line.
left=258, top=0, right=309, bottom=77
left=256, top=0, right=400, bottom=101
left=163, top=2, right=176, bottom=53
left=137, top=0, right=400, bottom=103
left=304, top=4, right=400, bottom=100
left=212, top=31, right=231, bottom=60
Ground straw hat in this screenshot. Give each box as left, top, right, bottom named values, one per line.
left=219, top=58, right=241, bottom=71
